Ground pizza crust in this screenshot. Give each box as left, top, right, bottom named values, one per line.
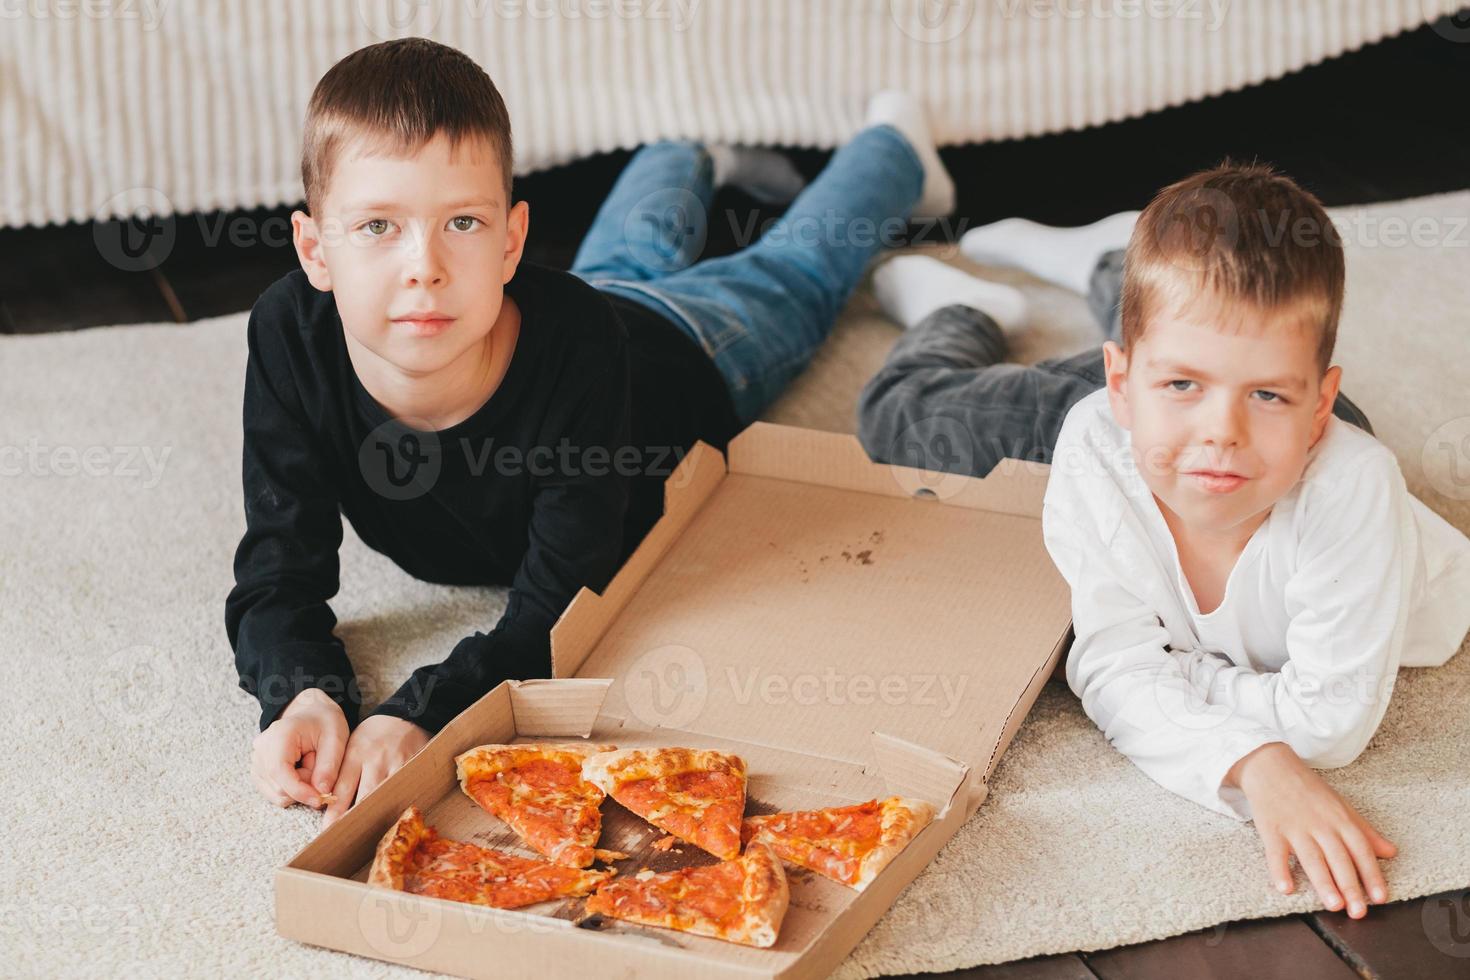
left=850, top=797, right=936, bottom=891
left=730, top=842, right=790, bottom=948
left=367, top=805, right=432, bottom=892
left=454, top=741, right=619, bottom=787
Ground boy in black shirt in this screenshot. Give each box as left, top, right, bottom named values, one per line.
left=227, top=38, right=956, bottom=828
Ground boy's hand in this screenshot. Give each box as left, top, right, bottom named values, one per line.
left=251, top=687, right=347, bottom=810
left=320, top=715, right=430, bottom=830
left=1228, top=742, right=1397, bottom=918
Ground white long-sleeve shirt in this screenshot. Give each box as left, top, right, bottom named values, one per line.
left=1041, top=388, right=1470, bottom=820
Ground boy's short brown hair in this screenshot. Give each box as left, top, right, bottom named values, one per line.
left=300, top=37, right=514, bottom=215
left=1119, top=161, right=1344, bottom=374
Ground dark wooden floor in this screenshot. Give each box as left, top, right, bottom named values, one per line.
left=3, top=13, right=1468, bottom=979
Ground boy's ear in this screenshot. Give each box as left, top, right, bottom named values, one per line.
left=501, top=200, right=530, bottom=284
left=291, top=210, right=332, bottom=292
left=1309, top=365, right=1343, bottom=448
left=1102, top=340, right=1133, bottom=430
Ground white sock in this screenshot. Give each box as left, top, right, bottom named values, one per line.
left=959, top=211, right=1140, bottom=295
left=864, top=91, right=956, bottom=219
left=872, top=255, right=1028, bottom=335
left=706, top=145, right=807, bottom=204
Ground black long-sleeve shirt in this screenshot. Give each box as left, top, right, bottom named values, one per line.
left=225, top=262, right=740, bottom=734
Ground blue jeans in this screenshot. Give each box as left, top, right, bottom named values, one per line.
left=569, top=127, right=925, bottom=424
left=857, top=249, right=1375, bottom=478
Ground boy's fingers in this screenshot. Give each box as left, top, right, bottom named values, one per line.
left=251, top=771, right=290, bottom=807
left=1292, top=837, right=1342, bottom=912
left=322, top=761, right=361, bottom=830
left=1366, top=824, right=1398, bottom=859
left=1344, top=830, right=1389, bottom=904
left=1263, top=831, right=1294, bottom=894
left=267, top=742, right=325, bottom=806
left=1318, top=835, right=1366, bottom=917
left=313, top=728, right=346, bottom=796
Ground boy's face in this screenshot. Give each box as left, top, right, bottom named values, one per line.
left=290, top=132, right=528, bottom=376
left=1103, top=293, right=1342, bottom=543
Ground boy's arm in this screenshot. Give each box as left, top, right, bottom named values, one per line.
left=225, top=305, right=357, bottom=732
left=368, top=345, right=634, bottom=735
left=1043, top=504, right=1285, bottom=820
left=1171, top=458, right=1416, bottom=768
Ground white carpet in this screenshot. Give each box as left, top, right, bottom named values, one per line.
left=3, top=0, right=1461, bottom=227
left=3, top=191, right=1468, bottom=976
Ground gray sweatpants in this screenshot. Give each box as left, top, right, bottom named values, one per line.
left=856, top=249, right=1374, bottom=477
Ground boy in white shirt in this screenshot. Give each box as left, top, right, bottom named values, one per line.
left=856, top=163, right=1470, bottom=920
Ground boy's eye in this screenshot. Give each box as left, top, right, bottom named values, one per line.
left=1254, top=390, right=1282, bottom=403
left=449, top=215, right=480, bottom=232
left=363, top=218, right=392, bottom=236
left=1166, top=379, right=1196, bottom=392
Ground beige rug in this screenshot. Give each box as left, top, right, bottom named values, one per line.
left=4, top=191, right=1467, bottom=976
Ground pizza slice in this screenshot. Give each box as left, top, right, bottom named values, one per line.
left=740, top=796, right=936, bottom=891
left=367, top=806, right=615, bottom=909
left=582, top=747, right=746, bottom=860
left=455, top=741, right=624, bottom=868
left=584, top=842, right=789, bottom=947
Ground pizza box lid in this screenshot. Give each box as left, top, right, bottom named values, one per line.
left=548, top=422, right=1072, bottom=817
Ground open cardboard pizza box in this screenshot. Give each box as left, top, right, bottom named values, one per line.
left=275, top=422, right=1074, bottom=979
